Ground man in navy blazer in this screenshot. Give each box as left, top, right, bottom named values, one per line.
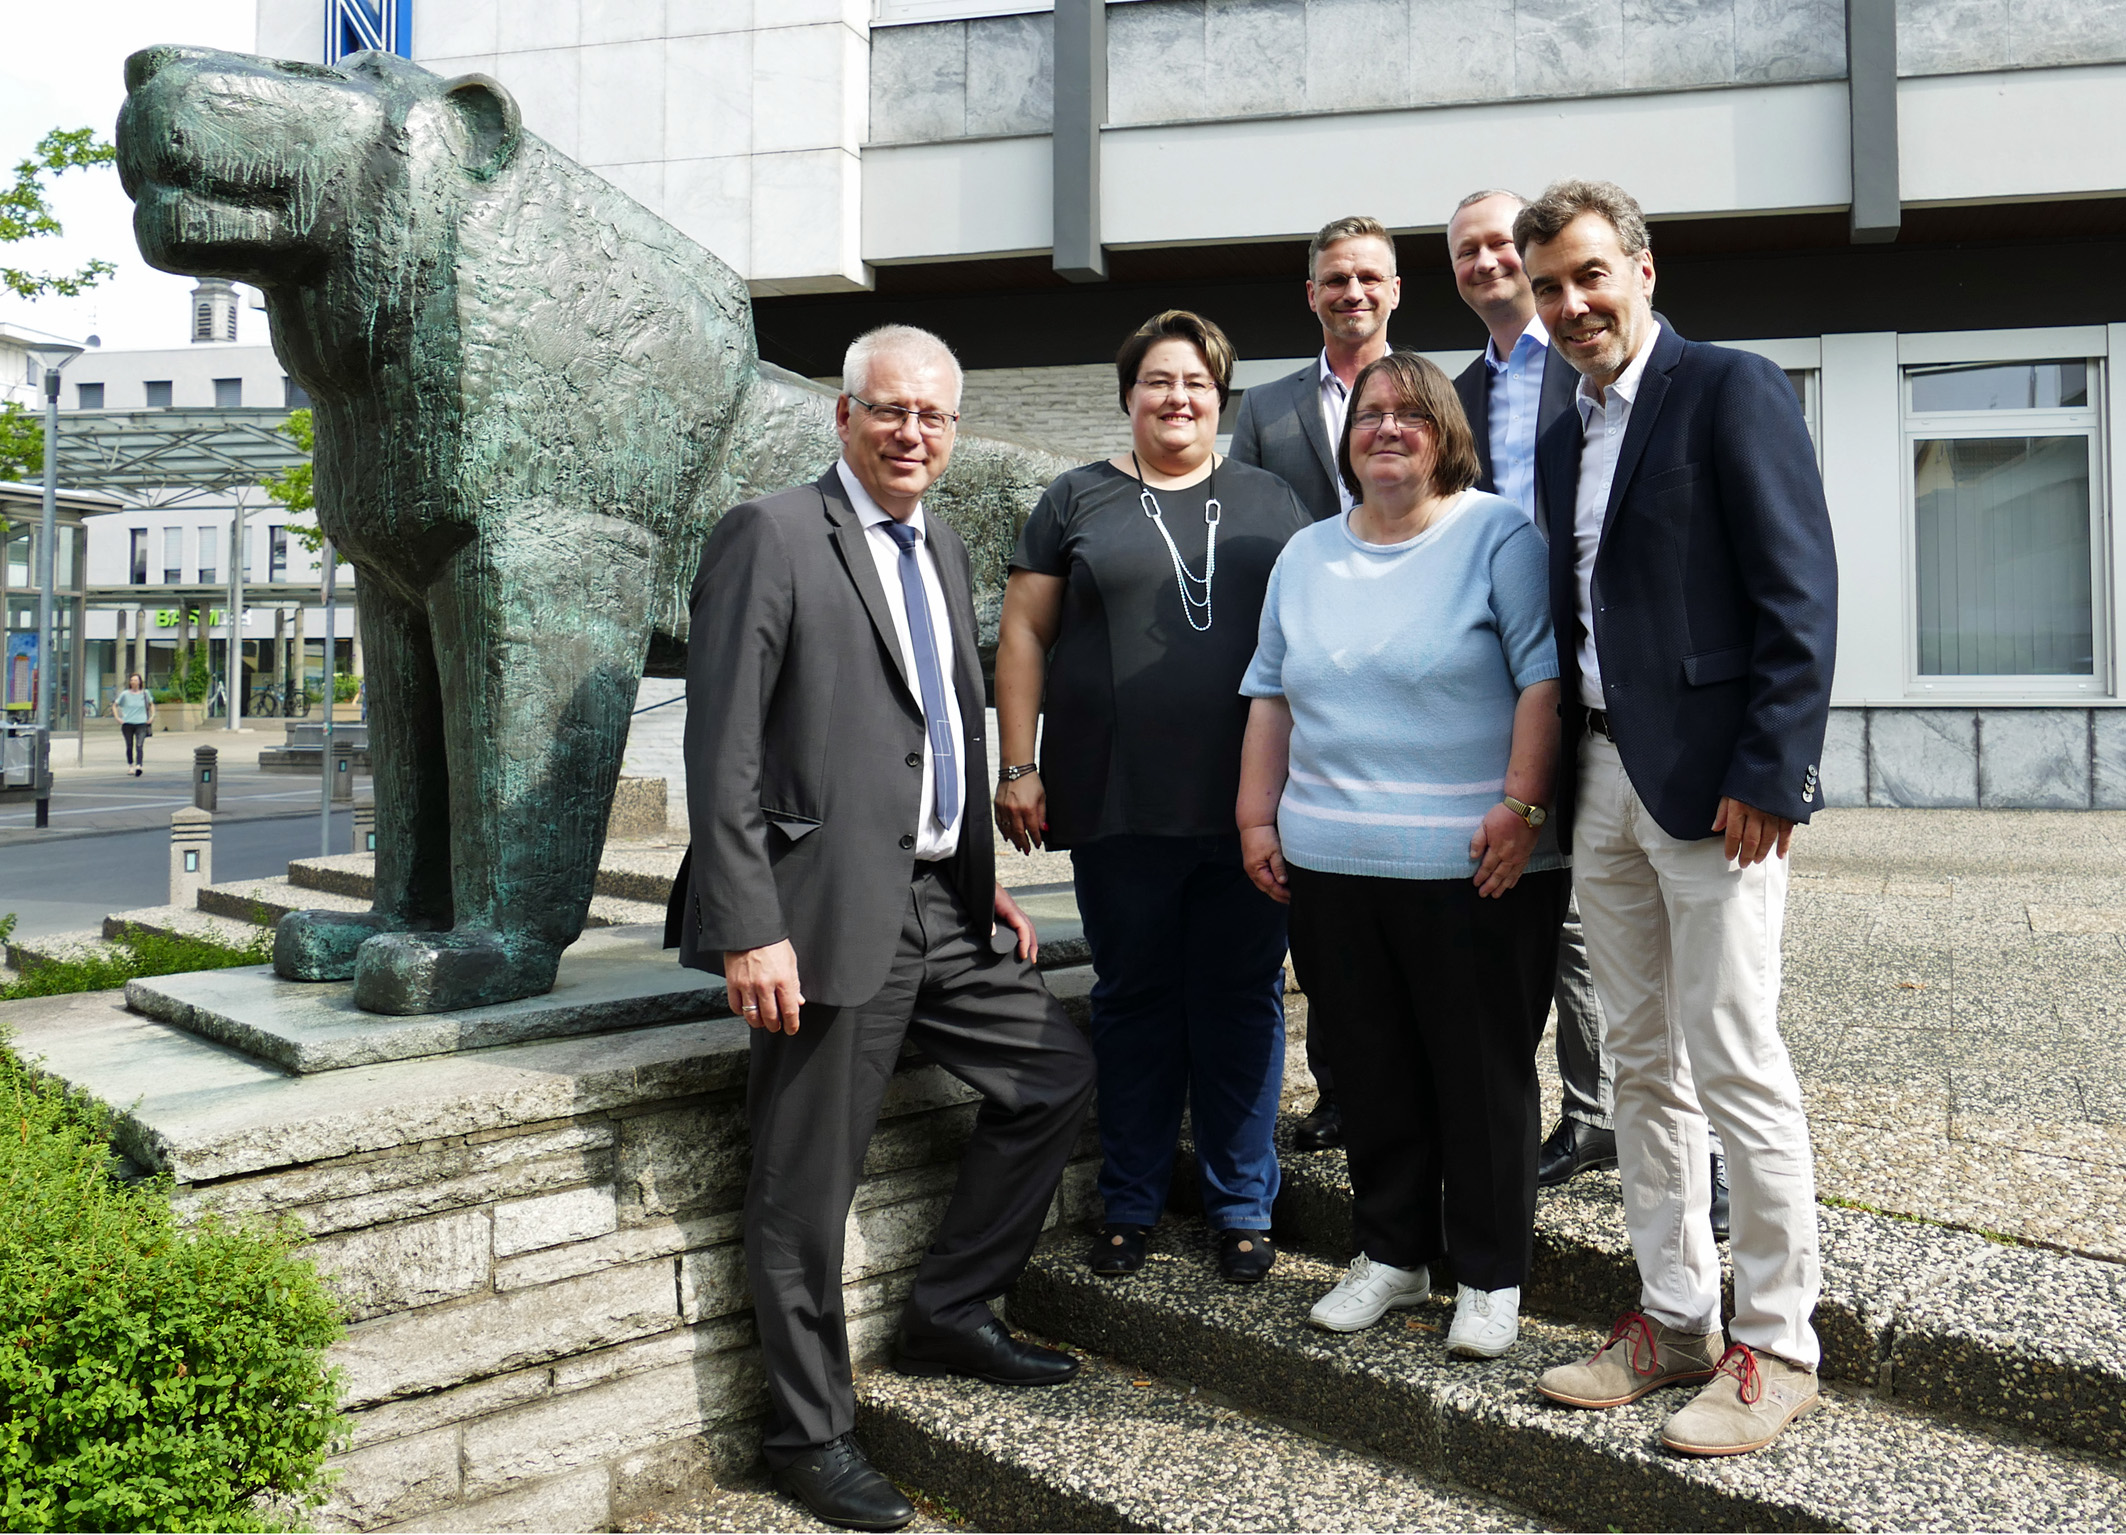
left=1444, top=188, right=1626, bottom=1203
left=1515, top=181, right=1836, bottom=1459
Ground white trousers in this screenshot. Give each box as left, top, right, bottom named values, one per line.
left=1572, top=735, right=1820, bottom=1368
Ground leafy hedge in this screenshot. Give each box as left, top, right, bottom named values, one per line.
left=0, top=1036, right=346, bottom=1530
left=0, top=918, right=273, bottom=1002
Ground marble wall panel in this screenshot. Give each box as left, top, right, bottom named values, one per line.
left=1897, top=0, right=2011, bottom=75
left=1735, top=0, right=1845, bottom=81
left=1110, top=0, right=1211, bottom=125
left=667, top=0, right=754, bottom=35
left=2092, top=711, right=2126, bottom=809
left=870, top=22, right=967, bottom=145
left=664, top=154, right=751, bottom=272
left=1623, top=0, right=1733, bottom=90
left=1303, top=0, right=1413, bottom=113
left=753, top=23, right=856, bottom=155
left=2007, top=0, right=2126, bottom=68
left=667, top=30, right=753, bottom=160
left=592, top=159, right=666, bottom=219
left=1410, top=0, right=1516, bottom=104
left=1821, top=707, right=1870, bottom=809
left=1868, top=709, right=1978, bottom=808
left=1208, top=0, right=1311, bottom=117
left=501, top=0, right=581, bottom=53
left=580, top=40, right=668, bottom=166
left=415, top=0, right=498, bottom=60
left=497, top=47, right=584, bottom=160
left=1516, top=0, right=1626, bottom=97
left=966, top=14, right=1054, bottom=136
left=583, top=0, right=668, bottom=46
left=751, top=148, right=862, bottom=283
left=1977, top=708, right=2091, bottom=810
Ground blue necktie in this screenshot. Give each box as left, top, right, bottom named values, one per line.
left=882, top=519, right=960, bottom=833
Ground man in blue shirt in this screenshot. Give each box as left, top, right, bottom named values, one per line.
left=1446, top=189, right=1729, bottom=1237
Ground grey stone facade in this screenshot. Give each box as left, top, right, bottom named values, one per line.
left=869, top=0, right=2126, bottom=147
left=1822, top=707, right=2126, bottom=810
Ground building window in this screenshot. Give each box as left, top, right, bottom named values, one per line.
left=129, top=528, right=147, bottom=586
left=197, top=525, right=218, bottom=585
left=163, top=527, right=184, bottom=585
left=284, top=377, right=311, bottom=409
left=1905, top=357, right=2103, bottom=687
left=76, top=382, right=104, bottom=409
left=213, top=378, right=242, bottom=408
left=145, top=380, right=172, bottom=408
left=269, top=525, right=289, bottom=583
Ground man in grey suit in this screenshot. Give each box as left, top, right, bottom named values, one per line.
left=1227, top=213, right=1401, bottom=1152
left=677, top=324, right=1097, bottom=1532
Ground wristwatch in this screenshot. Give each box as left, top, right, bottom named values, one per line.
left=998, top=762, right=1040, bottom=783
left=1502, top=794, right=1548, bottom=829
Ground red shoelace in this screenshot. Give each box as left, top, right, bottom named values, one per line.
left=1597, top=1311, right=1662, bottom=1377
left=1714, top=1341, right=1764, bottom=1405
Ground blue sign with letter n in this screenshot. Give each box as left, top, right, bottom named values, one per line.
left=326, top=0, right=413, bottom=63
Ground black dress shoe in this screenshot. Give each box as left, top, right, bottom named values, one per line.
left=1292, top=1094, right=1343, bottom=1152
left=1536, top=1117, right=1619, bottom=1188
left=1088, top=1223, right=1147, bottom=1276
left=1217, top=1228, right=1276, bottom=1283
left=896, top=1317, right=1080, bottom=1386
left=1709, top=1151, right=1731, bottom=1243
left=771, top=1434, right=915, bottom=1532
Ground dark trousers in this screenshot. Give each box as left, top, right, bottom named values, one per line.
left=122, top=722, right=148, bottom=765
left=1285, top=865, right=1568, bottom=1290
left=744, top=864, right=1095, bottom=1464
left=1072, top=834, right=1287, bottom=1232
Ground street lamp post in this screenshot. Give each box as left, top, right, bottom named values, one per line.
left=27, top=342, right=83, bottom=831
left=227, top=500, right=246, bottom=732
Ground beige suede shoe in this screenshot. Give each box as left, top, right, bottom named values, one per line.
left=1537, top=1312, right=1723, bottom=1409
left=1660, top=1343, right=1819, bottom=1456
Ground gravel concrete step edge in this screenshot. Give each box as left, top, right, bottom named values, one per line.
left=859, top=1347, right=1554, bottom=1533
left=1009, top=1222, right=2126, bottom=1534
left=1172, top=1119, right=2126, bottom=1458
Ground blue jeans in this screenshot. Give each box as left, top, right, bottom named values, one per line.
left=1071, top=833, right=1287, bottom=1231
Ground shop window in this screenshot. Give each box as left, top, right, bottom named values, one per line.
left=1905, top=358, right=2104, bottom=689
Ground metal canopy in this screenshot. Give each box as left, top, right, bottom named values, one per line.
left=54, top=407, right=306, bottom=506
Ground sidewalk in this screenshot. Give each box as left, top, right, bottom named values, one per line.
left=0, top=722, right=370, bottom=845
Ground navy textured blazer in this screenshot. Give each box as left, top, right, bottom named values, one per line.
left=1452, top=340, right=1579, bottom=540
left=1534, top=321, right=1838, bottom=849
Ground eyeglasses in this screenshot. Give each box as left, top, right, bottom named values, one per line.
left=1351, top=410, right=1433, bottom=432
left=852, top=395, right=959, bottom=434
left=1134, top=375, right=1219, bottom=400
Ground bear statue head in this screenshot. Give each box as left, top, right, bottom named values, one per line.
left=118, top=44, right=520, bottom=291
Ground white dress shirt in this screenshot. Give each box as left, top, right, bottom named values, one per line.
left=1484, top=315, right=1550, bottom=525
left=837, top=458, right=966, bottom=859
left=1317, top=349, right=1363, bottom=514
left=1570, top=322, right=1663, bottom=711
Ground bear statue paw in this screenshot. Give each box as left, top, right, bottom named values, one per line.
left=351, top=929, right=564, bottom=1016
left=275, top=910, right=414, bottom=982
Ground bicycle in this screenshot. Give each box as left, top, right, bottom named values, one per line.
left=250, top=685, right=282, bottom=718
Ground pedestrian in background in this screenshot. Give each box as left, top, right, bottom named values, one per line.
left=112, top=672, right=155, bottom=777
left=995, top=309, right=1310, bottom=1285
left=1237, top=350, right=1565, bottom=1361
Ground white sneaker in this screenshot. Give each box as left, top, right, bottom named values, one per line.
left=1446, top=1284, right=1521, bottom=1358
left=1308, top=1255, right=1432, bottom=1333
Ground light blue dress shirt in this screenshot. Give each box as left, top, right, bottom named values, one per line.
left=1483, top=317, right=1550, bottom=525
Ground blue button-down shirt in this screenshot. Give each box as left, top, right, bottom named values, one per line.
left=1483, top=316, right=1550, bottom=525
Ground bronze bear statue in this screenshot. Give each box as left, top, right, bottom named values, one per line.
left=117, top=44, right=1068, bottom=1016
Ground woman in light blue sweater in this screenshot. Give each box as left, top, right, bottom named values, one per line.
left=1237, top=350, right=1566, bottom=1361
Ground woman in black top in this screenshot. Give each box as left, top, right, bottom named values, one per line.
left=994, top=310, right=1310, bottom=1283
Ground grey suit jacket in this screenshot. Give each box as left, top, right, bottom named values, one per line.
left=1227, top=359, right=1343, bottom=523
left=1452, top=341, right=1579, bottom=541
left=673, top=468, right=994, bottom=1007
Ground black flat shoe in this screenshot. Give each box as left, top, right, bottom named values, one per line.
left=896, top=1317, right=1080, bottom=1387
left=771, top=1434, right=915, bottom=1531
left=1088, top=1223, right=1147, bottom=1276
left=1536, top=1117, right=1619, bottom=1188
left=1709, top=1151, right=1731, bottom=1243
left=1292, top=1094, right=1343, bottom=1152
left=1218, top=1228, right=1275, bottom=1283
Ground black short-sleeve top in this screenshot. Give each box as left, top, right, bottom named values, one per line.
left=1011, top=458, right=1311, bottom=848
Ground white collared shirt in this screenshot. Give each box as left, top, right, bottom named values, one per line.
left=837, top=458, right=966, bottom=859
left=1570, top=321, right=1663, bottom=711
left=1484, top=315, right=1550, bottom=525
left=1318, top=348, right=1364, bottom=514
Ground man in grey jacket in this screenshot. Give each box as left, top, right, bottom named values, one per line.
left=1227, top=213, right=1401, bottom=1152
left=676, top=324, right=1096, bottom=1531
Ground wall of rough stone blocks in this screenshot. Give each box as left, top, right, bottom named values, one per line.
left=175, top=1057, right=1099, bottom=1531
left=1821, top=706, right=2126, bottom=810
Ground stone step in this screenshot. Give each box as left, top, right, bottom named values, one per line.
left=859, top=1342, right=1550, bottom=1533
left=1170, top=1118, right=2126, bottom=1459
left=1006, top=1221, right=2126, bottom=1533
left=6, top=927, right=121, bottom=974
left=619, top=1473, right=966, bottom=1533
left=198, top=876, right=371, bottom=926
left=287, top=852, right=374, bottom=898
left=101, top=904, right=274, bottom=950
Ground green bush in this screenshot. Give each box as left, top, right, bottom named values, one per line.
left=176, top=650, right=212, bottom=705
left=330, top=674, right=360, bottom=705
left=0, top=923, right=273, bottom=1002
left=0, top=1036, right=345, bottom=1530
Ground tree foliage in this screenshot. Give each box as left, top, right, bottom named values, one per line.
left=1, top=128, right=118, bottom=301
left=259, top=410, right=324, bottom=554
left=0, top=402, right=37, bottom=486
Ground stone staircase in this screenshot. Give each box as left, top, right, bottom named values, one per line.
left=846, top=1125, right=2126, bottom=1532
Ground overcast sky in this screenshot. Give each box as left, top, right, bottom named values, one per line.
left=0, top=1, right=256, bottom=354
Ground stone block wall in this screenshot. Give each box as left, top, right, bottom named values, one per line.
left=959, top=363, right=1133, bottom=466
left=162, top=1043, right=1098, bottom=1531
left=1821, top=707, right=2126, bottom=809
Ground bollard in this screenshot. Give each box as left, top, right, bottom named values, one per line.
left=330, top=741, right=355, bottom=802
left=170, top=808, right=213, bottom=909
left=193, top=745, right=219, bottom=812
left=351, top=795, right=376, bottom=855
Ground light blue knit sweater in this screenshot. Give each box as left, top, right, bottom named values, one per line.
left=1240, top=491, right=1564, bottom=880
